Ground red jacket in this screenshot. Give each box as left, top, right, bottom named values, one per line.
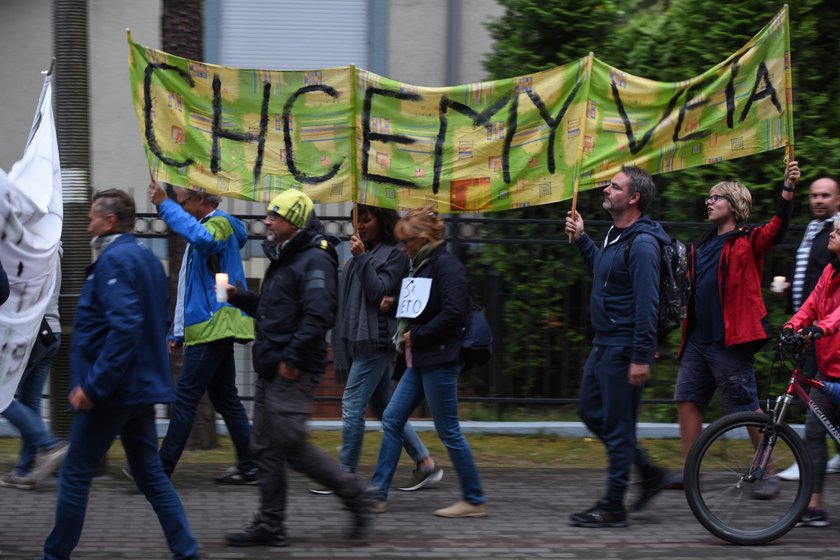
left=679, top=199, right=791, bottom=357
left=789, top=260, right=840, bottom=379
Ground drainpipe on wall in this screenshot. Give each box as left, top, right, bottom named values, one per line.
left=51, top=0, right=91, bottom=437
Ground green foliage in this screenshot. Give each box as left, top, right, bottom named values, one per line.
left=473, top=0, right=838, bottom=407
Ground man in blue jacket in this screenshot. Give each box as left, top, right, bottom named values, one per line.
left=564, top=166, right=670, bottom=528
left=43, top=189, right=198, bottom=560
left=147, top=180, right=256, bottom=484
left=225, top=189, right=373, bottom=548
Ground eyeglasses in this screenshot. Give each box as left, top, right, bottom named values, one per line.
left=704, top=194, right=728, bottom=204
left=265, top=212, right=282, bottom=222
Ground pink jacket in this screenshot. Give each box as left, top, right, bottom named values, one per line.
left=789, top=261, right=840, bottom=380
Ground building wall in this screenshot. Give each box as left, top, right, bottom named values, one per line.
left=0, top=0, right=504, bottom=211
left=0, top=0, right=53, bottom=172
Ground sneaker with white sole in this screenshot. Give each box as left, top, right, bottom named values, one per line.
left=397, top=466, right=443, bottom=491
left=827, top=454, right=840, bottom=474
left=308, top=484, right=334, bottom=495
left=0, top=471, right=36, bottom=490
left=777, top=462, right=800, bottom=481
left=796, top=507, right=830, bottom=527
left=29, top=442, right=68, bottom=484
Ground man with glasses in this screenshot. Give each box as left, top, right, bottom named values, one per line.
left=564, top=166, right=672, bottom=527
left=131, top=180, right=256, bottom=484
left=224, top=189, right=373, bottom=547
left=667, top=161, right=800, bottom=495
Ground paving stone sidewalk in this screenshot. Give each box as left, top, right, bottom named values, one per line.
left=1, top=465, right=838, bottom=559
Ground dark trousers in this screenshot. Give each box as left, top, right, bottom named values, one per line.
left=578, top=345, right=650, bottom=504
left=252, top=374, right=363, bottom=530
left=43, top=405, right=197, bottom=560
left=159, top=338, right=255, bottom=475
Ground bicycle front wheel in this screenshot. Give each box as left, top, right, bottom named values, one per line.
left=684, top=411, right=812, bottom=545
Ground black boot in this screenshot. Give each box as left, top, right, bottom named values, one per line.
left=225, top=518, right=288, bottom=547
left=344, top=487, right=375, bottom=540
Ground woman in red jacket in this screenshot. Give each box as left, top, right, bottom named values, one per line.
left=670, top=161, right=800, bottom=492
left=784, top=219, right=840, bottom=527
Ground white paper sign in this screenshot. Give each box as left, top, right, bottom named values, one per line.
left=396, top=277, right=432, bottom=319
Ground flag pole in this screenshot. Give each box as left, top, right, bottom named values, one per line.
left=783, top=5, right=794, bottom=164
left=25, top=58, right=57, bottom=149
left=569, top=53, right=594, bottom=241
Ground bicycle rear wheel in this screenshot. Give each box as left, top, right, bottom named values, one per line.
left=684, top=411, right=812, bottom=545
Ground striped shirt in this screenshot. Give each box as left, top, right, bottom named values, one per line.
left=792, top=214, right=838, bottom=310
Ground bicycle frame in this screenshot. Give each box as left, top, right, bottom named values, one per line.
left=750, top=364, right=840, bottom=481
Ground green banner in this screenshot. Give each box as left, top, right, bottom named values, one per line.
left=128, top=7, right=791, bottom=213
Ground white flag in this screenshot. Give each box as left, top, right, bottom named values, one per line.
left=0, top=76, right=63, bottom=412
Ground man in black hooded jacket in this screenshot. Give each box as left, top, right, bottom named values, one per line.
left=224, top=189, right=372, bottom=548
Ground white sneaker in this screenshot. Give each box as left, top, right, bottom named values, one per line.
left=827, top=454, right=840, bottom=474
left=777, top=462, right=799, bottom=481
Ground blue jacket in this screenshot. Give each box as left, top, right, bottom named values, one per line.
left=158, top=200, right=254, bottom=345
left=71, top=235, right=173, bottom=407
left=407, top=245, right=469, bottom=368
left=574, top=215, right=670, bottom=365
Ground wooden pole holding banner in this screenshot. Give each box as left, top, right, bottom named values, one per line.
left=783, top=5, right=795, bottom=165
left=568, top=53, right=594, bottom=241
left=349, top=64, right=360, bottom=236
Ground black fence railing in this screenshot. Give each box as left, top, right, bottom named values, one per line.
left=126, top=213, right=804, bottom=421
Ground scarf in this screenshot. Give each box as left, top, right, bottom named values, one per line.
left=393, top=239, right=444, bottom=353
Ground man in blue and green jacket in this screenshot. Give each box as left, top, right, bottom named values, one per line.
left=149, top=180, right=256, bottom=484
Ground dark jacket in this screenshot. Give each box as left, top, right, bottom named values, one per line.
left=679, top=196, right=792, bottom=356
left=231, top=215, right=338, bottom=376
left=574, top=215, right=670, bottom=365
left=332, top=242, right=409, bottom=380
left=71, top=234, right=173, bottom=407
left=406, top=245, right=469, bottom=368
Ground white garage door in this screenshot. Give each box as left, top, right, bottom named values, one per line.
left=219, top=0, right=369, bottom=70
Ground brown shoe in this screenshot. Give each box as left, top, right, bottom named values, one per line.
left=371, top=500, right=388, bottom=514
left=433, top=500, right=487, bottom=518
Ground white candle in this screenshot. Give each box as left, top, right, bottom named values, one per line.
left=215, top=273, right=229, bottom=302
left=771, top=275, right=786, bottom=293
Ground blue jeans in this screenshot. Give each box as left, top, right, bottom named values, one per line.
left=340, top=352, right=429, bottom=472
left=371, top=362, right=483, bottom=505
left=43, top=404, right=198, bottom=560
left=1, top=334, right=62, bottom=475
left=578, top=345, right=644, bottom=504
left=159, top=338, right=255, bottom=475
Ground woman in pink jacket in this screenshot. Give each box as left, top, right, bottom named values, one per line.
left=785, top=219, right=840, bottom=528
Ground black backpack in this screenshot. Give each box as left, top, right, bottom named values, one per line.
left=624, top=232, right=691, bottom=339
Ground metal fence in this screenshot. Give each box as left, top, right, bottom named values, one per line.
left=126, top=212, right=804, bottom=421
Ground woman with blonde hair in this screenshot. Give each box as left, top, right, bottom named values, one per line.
left=668, top=161, right=800, bottom=491
left=369, top=206, right=487, bottom=518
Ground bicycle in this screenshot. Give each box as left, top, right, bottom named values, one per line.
left=683, top=330, right=840, bottom=545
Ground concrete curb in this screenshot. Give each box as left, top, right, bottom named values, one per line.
left=0, top=418, right=805, bottom=438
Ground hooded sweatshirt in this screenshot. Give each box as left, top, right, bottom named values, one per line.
left=574, top=215, right=670, bottom=365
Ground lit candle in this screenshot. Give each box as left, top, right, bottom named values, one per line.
left=215, top=273, right=229, bottom=302
left=771, top=275, right=786, bottom=294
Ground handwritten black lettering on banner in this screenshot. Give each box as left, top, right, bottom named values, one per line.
left=613, top=58, right=783, bottom=154
left=211, top=74, right=270, bottom=187
left=434, top=96, right=510, bottom=192
left=362, top=87, right=421, bottom=188
left=283, top=84, right=343, bottom=184
left=144, top=63, right=195, bottom=168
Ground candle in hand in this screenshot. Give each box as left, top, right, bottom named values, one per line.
left=215, top=273, right=229, bottom=302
